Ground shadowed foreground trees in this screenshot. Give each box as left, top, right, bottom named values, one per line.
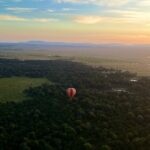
left=0, top=59, right=150, bottom=150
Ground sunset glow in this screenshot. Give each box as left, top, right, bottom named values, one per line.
left=0, top=0, right=150, bottom=44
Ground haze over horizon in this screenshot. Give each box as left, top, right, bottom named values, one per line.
left=0, top=0, right=150, bottom=44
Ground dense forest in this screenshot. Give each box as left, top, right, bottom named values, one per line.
left=0, top=58, right=150, bottom=150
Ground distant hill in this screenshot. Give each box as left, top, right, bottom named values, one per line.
left=0, top=41, right=97, bottom=48
left=0, top=41, right=150, bottom=59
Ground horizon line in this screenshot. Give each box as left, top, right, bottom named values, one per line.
left=0, top=40, right=150, bottom=46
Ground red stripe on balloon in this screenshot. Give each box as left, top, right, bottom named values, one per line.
left=70, top=88, right=73, bottom=97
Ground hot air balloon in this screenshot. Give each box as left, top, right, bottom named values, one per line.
left=66, top=88, right=76, bottom=99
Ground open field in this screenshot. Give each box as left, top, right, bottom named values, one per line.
left=0, top=77, right=49, bottom=102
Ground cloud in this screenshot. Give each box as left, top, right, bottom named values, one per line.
left=32, top=18, right=58, bottom=22
left=74, top=16, right=102, bottom=24
left=12, top=0, right=22, bottom=2
left=47, top=9, right=55, bottom=13
left=6, top=7, right=37, bottom=13
left=73, top=8, right=150, bottom=25
left=33, top=0, right=45, bottom=1
left=0, top=14, right=27, bottom=21
left=1, top=0, right=23, bottom=2
left=62, top=8, right=76, bottom=11
left=56, top=0, right=129, bottom=7
left=137, top=0, right=150, bottom=6
left=0, top=14, right=59, bottom=22
left=107, top=9, right=150, bottom=23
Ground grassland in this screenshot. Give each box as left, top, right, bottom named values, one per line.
left=0, top=47, right=149, bottom=76
left=0, top=52, right=149, bottom=76
left=0, top=77, right=49, bottom=102
left=73, top=57, right=150, bottom=76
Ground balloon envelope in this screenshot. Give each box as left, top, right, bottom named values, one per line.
left=66, top=88, right=76, bottom=98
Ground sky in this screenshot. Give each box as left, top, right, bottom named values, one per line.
left=0, top=0, right=150, bottom=44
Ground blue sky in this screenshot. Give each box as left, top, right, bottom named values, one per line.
left=0, top=0, right=150, bottom=43
left=0, top=0, right=103, bottom=19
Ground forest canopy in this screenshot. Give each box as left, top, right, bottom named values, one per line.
left=0, top=59, right=150, bottom=150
